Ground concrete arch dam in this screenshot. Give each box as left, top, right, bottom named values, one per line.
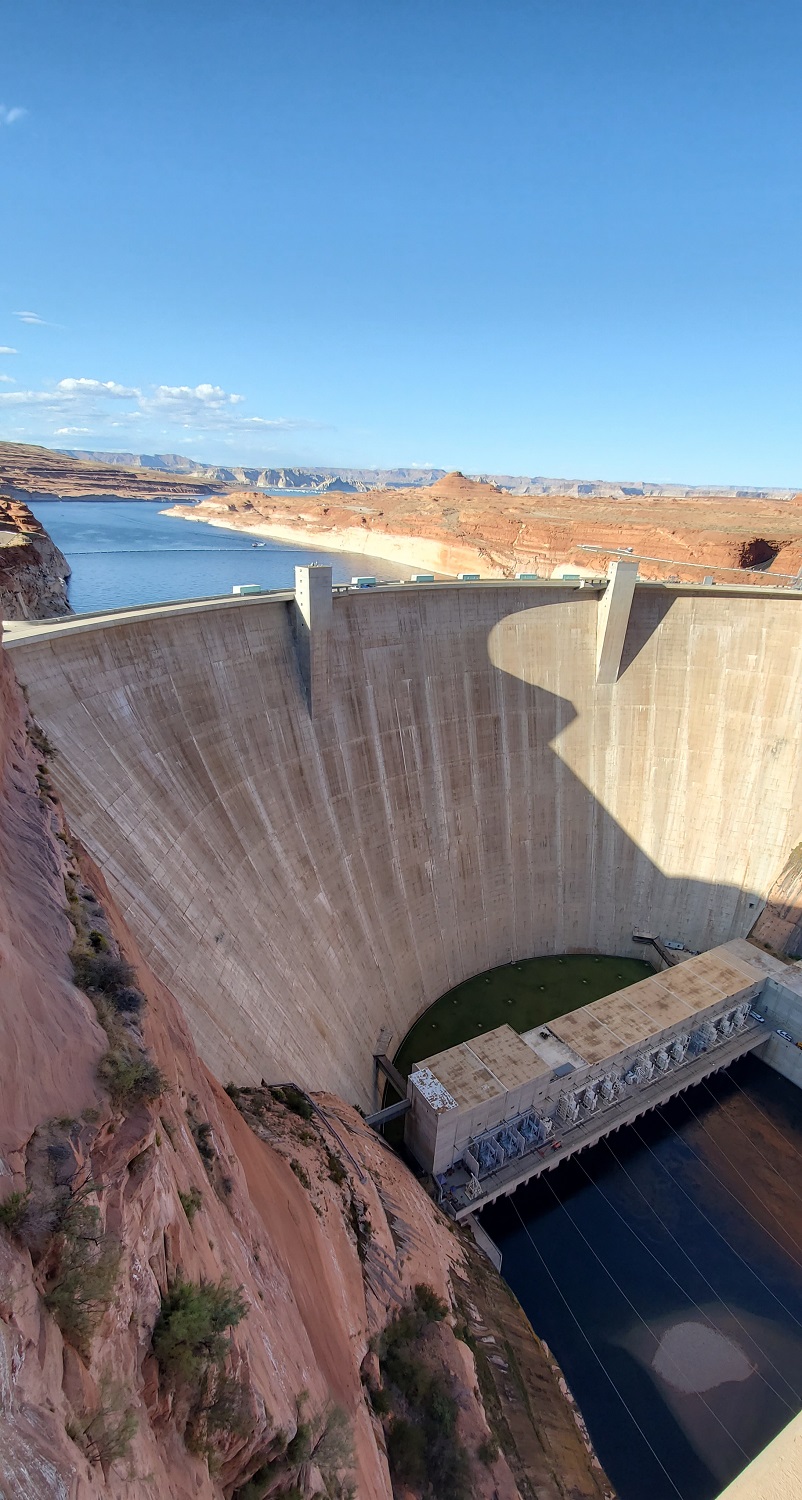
left=7, top=579, right=802, bottom=1107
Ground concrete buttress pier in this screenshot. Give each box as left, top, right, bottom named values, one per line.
left=596, top=559, right=638, bottom=684
left=292, top=563, right=333, bottom=716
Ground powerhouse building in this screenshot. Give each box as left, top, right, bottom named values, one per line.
left=405, top=943, right=767, bottom=1182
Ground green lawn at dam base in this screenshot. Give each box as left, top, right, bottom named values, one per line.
left=391, top=953, right=656, bottom=1082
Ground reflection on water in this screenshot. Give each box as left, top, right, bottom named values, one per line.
left=28, top=499, right=413, bottom=613
left=483, top=1055, right=802, bottom=1500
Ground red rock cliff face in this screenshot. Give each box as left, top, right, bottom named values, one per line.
left=0, top=497, right=72, bottom=619
left=0, top=637, right=551, bottom=1500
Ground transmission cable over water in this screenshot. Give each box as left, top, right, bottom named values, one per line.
left=685, top=1081, right=802, bottom=1217
left=575, top=1144, right=800, bottom=1412
left=712, top=1066, right=802, bottom=1173
left=538, top=1175, right=751, bottom=1465
left=507, top=1197, right=685, bottom=1500
left=655, top=1101, right=802, bottom=1275
left=629, top=1121, right=802, bottom=1335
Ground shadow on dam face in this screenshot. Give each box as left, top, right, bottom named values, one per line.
left=8, top=584, right=802, bottom=1103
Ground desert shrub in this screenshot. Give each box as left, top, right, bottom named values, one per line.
left=72, top=950, right=135, bottom=996
left=152, top=1277, right=247, bottom=1386
left=178, top=1186, right=203, bottom=1223
left=79, top=1383, right=138, bottom=1466
left=88, top=929, right=109, bottom=952
left=368, top=1383, right=391, bottom=1415
left=45, top=1228, right=120, bottom=1358
left=0, top=1188, right=31, bottom=1237
left=380, top=1287, right=471, bottom=1500
left=413, top=1283, right=448, bottom=1322
left=311, top=1404, right=353, bottom=1476
left=289, top=1159, right=311, bottom=1190
left=272, top=1086, right=313, bottom=1121
left=186, top=1369, right=251, bottom=1457
left=191, top=1119, right=216, bottom=1164
left=478, top=1435, right=499, bottom=1465
left=286, top=1417, right=312, bottom=1465
left=108, top=986, right=145, bottom=1015
left=326, top=1150, right=347, bottom=1186
left=387, top=1418, right=426, bottom=1486
left=97, top=1049, right=166, bottom=1107
left=28, top=721, right=56, bottom=757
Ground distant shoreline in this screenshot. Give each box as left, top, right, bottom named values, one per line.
left=161, top=504, right=483, bottom=578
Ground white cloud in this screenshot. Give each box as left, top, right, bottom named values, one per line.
left=0, top=374, right=14, bottom=383
left=14, top=310, right=49, bottom=325
left=0, top=374, right=319, bottom=443
left=0, top=346, right=17, bottom=355
left=0, top=105, right=26, bottom=126
left=57, top=377, right=139, bottom=398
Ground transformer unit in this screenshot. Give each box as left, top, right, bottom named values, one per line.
left=653, top=1048, right=671, bottom=1072
left=579, top=1085, right=599, bottom=1113
left=598, top=1074, right=619, bottom=1104
left=669, top=1034, right=690, bottom=1064
left=556, top=1091, right=579, bottom=1126
left=688, top=1021, right=718, bottom=1056
left=625, top=1053, right=654, bottom=1086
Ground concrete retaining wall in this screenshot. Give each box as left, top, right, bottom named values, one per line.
left=10, top=584, right=802, bottom=1104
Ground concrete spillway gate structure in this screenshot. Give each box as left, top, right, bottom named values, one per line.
left=4, top=567, right=802, bottom=1109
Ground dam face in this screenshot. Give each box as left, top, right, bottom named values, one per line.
left=9, top=583, right=802, bottom=1106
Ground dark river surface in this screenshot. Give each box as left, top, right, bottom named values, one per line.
left=483, top=1054, right=802, bottom=1500
left=28, top=498, right=411, bottom=613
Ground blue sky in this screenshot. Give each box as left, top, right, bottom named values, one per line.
left=1, top=0, right=801, bottom=484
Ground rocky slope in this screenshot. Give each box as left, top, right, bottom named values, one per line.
left=0, top=443, right=221, bottom=502
left=0, top=636, right=610, bottom=1500
left=0, top=496, right=72, bottom=618
left=166, top=471, right=802, bottom=586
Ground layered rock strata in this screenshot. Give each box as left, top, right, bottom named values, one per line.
left=165, top=471, right=802, bottom=585
left=0, top=496, right=72, bottom=618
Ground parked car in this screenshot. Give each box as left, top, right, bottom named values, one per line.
left=775, top=1028, right=794, bottom=1042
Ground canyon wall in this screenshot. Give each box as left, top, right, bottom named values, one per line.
left=0, top=497, right=71, bottom=619
left=9, top=583, right=802, bottom=1107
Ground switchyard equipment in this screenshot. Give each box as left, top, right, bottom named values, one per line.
left=404, top=943, right=772, bottom=1216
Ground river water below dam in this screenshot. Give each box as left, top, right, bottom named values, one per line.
left=483, top=1054, right=802, bottom=1500
left=28, top=499, right=412, bottom=613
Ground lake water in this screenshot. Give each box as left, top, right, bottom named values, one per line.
left=484, top=1054, right=802, bottom=1500
left=28, top=499, right=412, bottom=614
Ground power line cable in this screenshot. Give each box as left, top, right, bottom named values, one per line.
left=574, top=1146, right=799, bottom=1413
left=717, top=1065, right=802, bottom=1167
left=508, top=1197, right=686, bottom=1500
left=630, top=1121, right=802, bottom=1334
left=539, top=1174, right=751, bottom=1465
left=656, top=1100, right=802, bottom=1276
left=696, top=1077, right=802, bottom=1206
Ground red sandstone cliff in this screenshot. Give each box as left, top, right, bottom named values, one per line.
left=166, top=471, right=802, bottom=586
left=0, top=496, right=72, bottom=618
left=0, top=638, right=609, bottom=1499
